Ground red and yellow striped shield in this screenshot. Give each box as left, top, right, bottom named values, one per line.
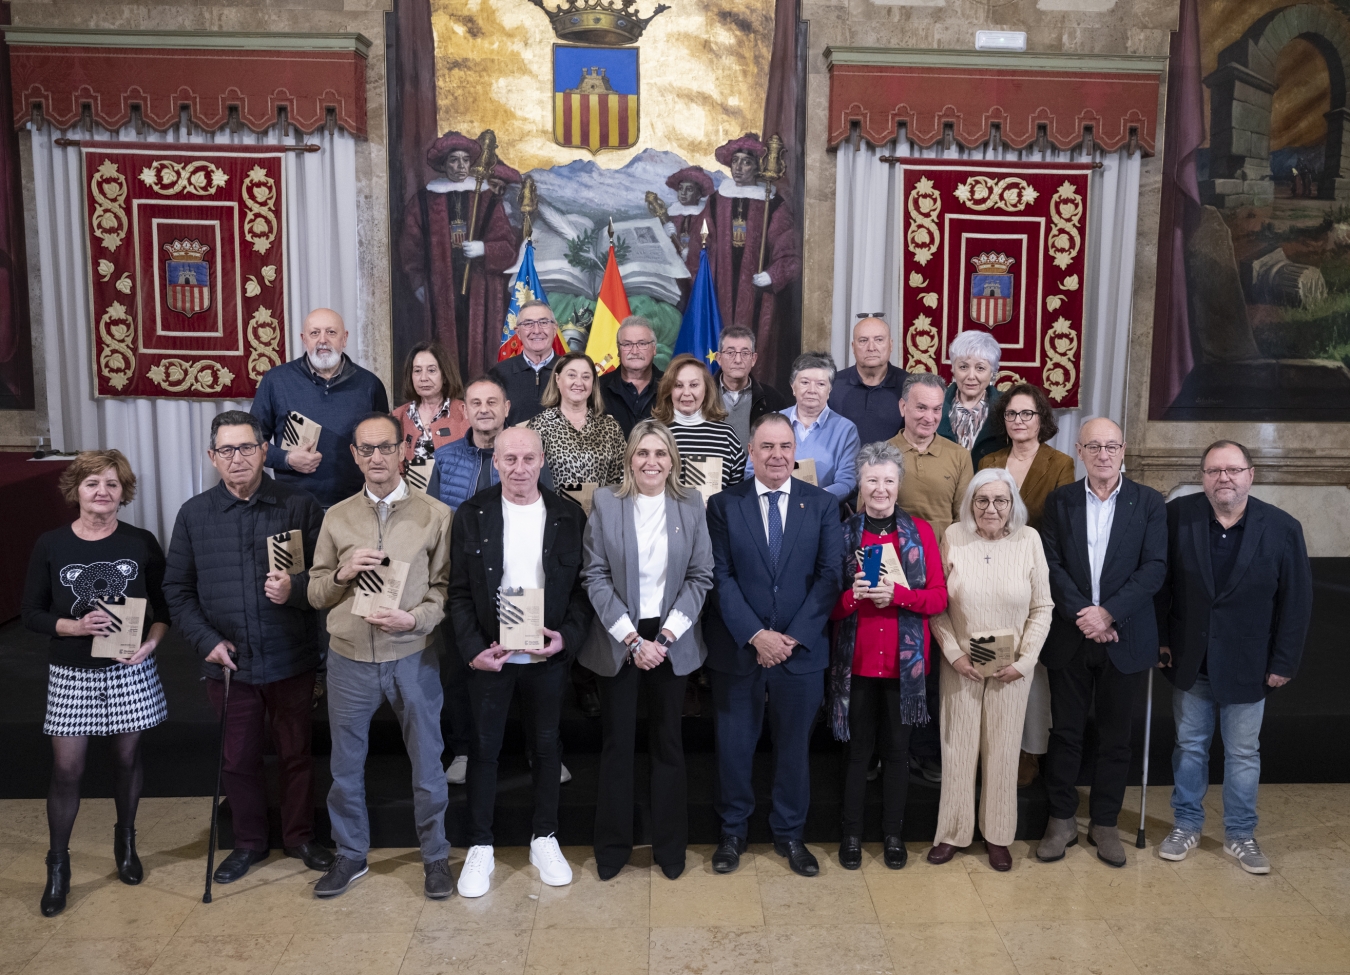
left=553, top=46, right=639, bottom=155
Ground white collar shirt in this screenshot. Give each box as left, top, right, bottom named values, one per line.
left=1084, top=476, right=1123, bottom=605
left=753, top=475, right=792, bottom=545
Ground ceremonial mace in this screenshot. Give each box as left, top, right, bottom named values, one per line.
left=520, top=175, right=538, bottom=242
left=757, top=134, right=786, bottom=274
left=461, top=129, right=500, bottom=295
left=644, top=190, right=669, bottom=225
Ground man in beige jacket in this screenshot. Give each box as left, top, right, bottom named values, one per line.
left=307, top=412, right=453, bottom=899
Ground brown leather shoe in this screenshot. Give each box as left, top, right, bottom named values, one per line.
left=986, top=843, right=1012, bottom=871
left=1017, top=751, right=1040, bottom=788
left=927, top=842, right=959, bottom=865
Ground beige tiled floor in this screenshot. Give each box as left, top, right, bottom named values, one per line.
left=1, top=784, right=1348, bottom=974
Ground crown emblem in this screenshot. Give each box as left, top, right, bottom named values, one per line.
left=163, top=238, right=210, bottom=263
left=970, top=252, right=1014, bottom=275
left=528, top=0, right=669, bottom=46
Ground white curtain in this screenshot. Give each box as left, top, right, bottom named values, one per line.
left=830, top=133, right=1143, bottom=460
left=30, top=121, right=359, bottom=543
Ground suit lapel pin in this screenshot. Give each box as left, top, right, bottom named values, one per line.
left=799, top=502, right=805, bottom=508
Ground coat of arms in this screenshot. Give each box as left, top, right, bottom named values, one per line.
left=164, top=238, right=212, bottom=318
left=969, top=251, right=1014, bottom=328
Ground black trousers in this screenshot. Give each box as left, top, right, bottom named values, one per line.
left=467, top=658, right=566, bottom=845
left=842, top=675, right=913, bottom=837
left=1044, top=641, right=1146, bottom=826
left=593, top=619, right=688, bottom=870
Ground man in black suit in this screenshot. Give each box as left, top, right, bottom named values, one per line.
left=704, top=412, right=845, bottom=877
left=447, top=426, right=593, bottom=898
left=1036, top=417, right=1167, bottom=868
left=1154, top=440, right=1311, bottom=874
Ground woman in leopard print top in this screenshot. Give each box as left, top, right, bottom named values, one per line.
left=526, top=352, right=626, bottom=490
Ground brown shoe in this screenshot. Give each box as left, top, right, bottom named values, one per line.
left=986, top=843, right=1012, bottom=871
left=1017, top=751, right=1040, bottom=788
left=927, top=842, right=959, bottom=865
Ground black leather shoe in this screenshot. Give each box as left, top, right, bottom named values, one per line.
left=711, top=834, right=748, bottom=874
left=286, top=841, right=335, bottom=872
left=114, top=824, right=142, bottom=885
left=40, top=849, right=70, bottom=917
left=579, top=690, right=602, bottom=719
left=213, top=847, right=268, bottom=884
left=883, top=835, right=908, bottom=870
left=773, top=838, right=820, bottom=877
left=838, top=835, right=863, bottom=870
left=597, top=861, right=624, bottom=881
left=659, top=859, right=685, bottom=881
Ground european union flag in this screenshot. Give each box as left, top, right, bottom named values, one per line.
left=673, top=248, right=722, bottom=372
left=499, top=241, right=552, bottom=361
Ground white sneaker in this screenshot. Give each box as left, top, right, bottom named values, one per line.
left=445, top=755, right=468, bottom=786
left=457, top=845, right=495, bottom=897
left=560, top=762, right=572, bottom=785
left=529, top=835, right=573, bottom=887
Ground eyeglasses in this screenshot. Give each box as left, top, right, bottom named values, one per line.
left=973, top=497, right=1011, bottom=510
left=211, top=443, right=262, bottom=459
left=617, top=340, right=655, bottom=350
left=1202, top=466, right=1251, bottom=478
left=517, top=320, right=555, bottom=332
left=1080, top=442, right=1124, bottom=455
left=855, top=312, right=884, bottom=319
left=719, top=349, right=755, bottom=360
left=353, top=443, right=400, bottom=457
left=1003, top=410, right=1039, bottom=423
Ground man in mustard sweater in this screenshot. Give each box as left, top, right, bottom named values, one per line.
left=308, top=413, right=453, bottom=899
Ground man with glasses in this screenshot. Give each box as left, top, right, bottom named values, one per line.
left=599, top=316, right=664, bottom=437
left=163, top=411, right=333, bottom=884
left=715, top=325, right=786, bottom=447
left=1154, top=441, right=1311, bottom=873
left=829, top=316, right=908, bottom=445
left=307, top=413, right=454, bottom=899
left=1036, top=417, right=1167, bottom=868
left=491, top=300, right=561, bottom=428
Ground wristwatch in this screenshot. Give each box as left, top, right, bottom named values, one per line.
left=654, top=631, right=674, bottom=649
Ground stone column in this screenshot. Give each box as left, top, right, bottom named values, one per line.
left=1202, top=62, right=1276, bottom=208
left=1320, top=106, right=1350, bottom=201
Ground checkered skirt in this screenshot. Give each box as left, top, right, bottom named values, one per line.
left=43, top=657, right=168, bottom=736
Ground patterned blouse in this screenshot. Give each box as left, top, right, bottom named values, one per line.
left=948, top=395, right=989, bottom=452
left=526, top=407, right=627, bottom=487
left=407, top=399, right=451, bottom=462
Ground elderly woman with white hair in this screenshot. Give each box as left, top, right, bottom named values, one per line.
left=748, top=352, right=861, bottom=499
left=927, top=467, right=1053, bottom=871
left=938, top=331, right=1008, bottom=467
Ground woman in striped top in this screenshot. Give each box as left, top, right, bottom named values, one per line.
left=652, top=354, right=746, bottom=494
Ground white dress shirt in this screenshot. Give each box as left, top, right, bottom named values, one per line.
left=1084, top=476, right=1122, bottom=605
left=365, top=477, right=409, bottom=505
left=754, top=475, right=792, bottom=544
left=606, top=492, right=693, bottom=643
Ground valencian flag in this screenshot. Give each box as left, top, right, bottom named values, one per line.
left=584, top=241, right=631, bottom=374
left=499, top=240, right=565, bottom=361
left=673, top=246, right=722, bottom=372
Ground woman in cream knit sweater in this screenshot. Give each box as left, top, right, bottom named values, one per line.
left=928, top=467, right=1053, bottom=871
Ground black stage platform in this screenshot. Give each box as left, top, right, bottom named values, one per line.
left=3, top=559, right=1346, bottom=848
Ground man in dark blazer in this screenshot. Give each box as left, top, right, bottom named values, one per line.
left=704, top=412, right=845, bottom=877
left=1154, top=440, right=1311, bottom=874
left=447, top=426, right=593, bottom=898
left=1036, top=417, right=1167, bottom=868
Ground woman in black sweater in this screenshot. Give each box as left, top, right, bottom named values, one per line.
left=21, top=450, right=170, bottom=917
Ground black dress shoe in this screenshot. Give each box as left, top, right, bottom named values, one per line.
left=883, top=835, right=908, bottom=870
left=659, top=859, right=685, bottom=881
left=838, top=835, right=863, bottom=870
left=580, top=690, right=602, bottom=719
left=213, top=847, right=268, bottom=884
left=597, top=861, right=624, bottom=881
left=711, top=834, right=747, bottom=874
left=773, top=838, right=820, bottom=877
left=40, top=849, right=70, bottom=917
left=286, top=841, right=335, bottom=872
left=114, top=824, right=142, bottom=885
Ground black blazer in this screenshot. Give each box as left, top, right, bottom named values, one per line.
left=1155, top=493, right=1312, bottom=705
left=447, top=484, right=594, bottom=666
left=1039, top=476, right=1168, bottom=674
left=703, top=477, right=845, bottom=676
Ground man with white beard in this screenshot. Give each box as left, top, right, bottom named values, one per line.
left=252, top=308, right=391, bottom=510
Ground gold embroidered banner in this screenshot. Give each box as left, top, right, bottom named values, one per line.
left=83, top=144, right=288, bottom=399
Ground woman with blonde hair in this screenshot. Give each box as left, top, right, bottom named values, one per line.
left=526, top=351, right=627, bottom=490
left=653, top=353, right=746, bottom=492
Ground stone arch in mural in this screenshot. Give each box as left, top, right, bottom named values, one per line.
left=1204, top=2, right=1350, bottom=205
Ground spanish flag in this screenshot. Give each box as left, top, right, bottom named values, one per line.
left=584, top=243, right=631, bottom=374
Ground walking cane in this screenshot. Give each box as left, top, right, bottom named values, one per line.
left=1136, top=668, right=1154, bottom=849
left=203, top=661, right=234, bottom=904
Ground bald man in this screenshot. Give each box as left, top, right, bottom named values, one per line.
left=1035, top=418, right=1167, bottom=869
left=251, top=308, right=390, bottom=509
left=829, top=317, right=908, bottom=445
left=447, top=426, right=593, bottom=897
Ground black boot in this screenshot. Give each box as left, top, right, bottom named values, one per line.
left=40, top=850, right=70, bottom=917
left=114, top=824, right=142, bottom=885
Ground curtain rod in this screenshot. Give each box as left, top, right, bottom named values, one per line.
left=53, top=138, right=320, bottom=152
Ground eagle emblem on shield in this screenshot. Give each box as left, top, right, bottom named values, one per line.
left=164, top=238, right=211, bottom=317
left=969, top=252, right=1014, bottom=329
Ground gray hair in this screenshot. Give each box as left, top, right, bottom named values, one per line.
left=949, top=330, right=1001, bottom=374
left=958, top=467, right=1028, bottom=535
left=617, top=315, right=655, bottom=340
left=854, top=440, right=906, bottom=486
left=901, top=371, right=946, bottom=400
left=789, top=351, right=836, bottom=387
left=719, top=324, right=756, bottom=351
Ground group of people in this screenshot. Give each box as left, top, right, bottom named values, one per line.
left=22, top=307, right=1313, bottom=916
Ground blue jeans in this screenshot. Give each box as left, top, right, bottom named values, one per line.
left=1170, top=674, right=1265, bottom=840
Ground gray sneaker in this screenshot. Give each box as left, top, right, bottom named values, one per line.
left=1158, top=827, right=1200, bottom=861
left=313, top=855, right=368, bottom=897
left=424, top=858, right=454, bottom=899
left=1224, top=837, right=1270, bottom=875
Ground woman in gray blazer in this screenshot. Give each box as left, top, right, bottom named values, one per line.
left=580, top=419, right=715, bottom=881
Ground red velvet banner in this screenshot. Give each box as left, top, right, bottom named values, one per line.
left=895, top=159, right=1095, bottom=409
left=83, top=144, right=288, bottom=399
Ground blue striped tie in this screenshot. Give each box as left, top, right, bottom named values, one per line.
left=767, top=491, right=783, bottom=572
